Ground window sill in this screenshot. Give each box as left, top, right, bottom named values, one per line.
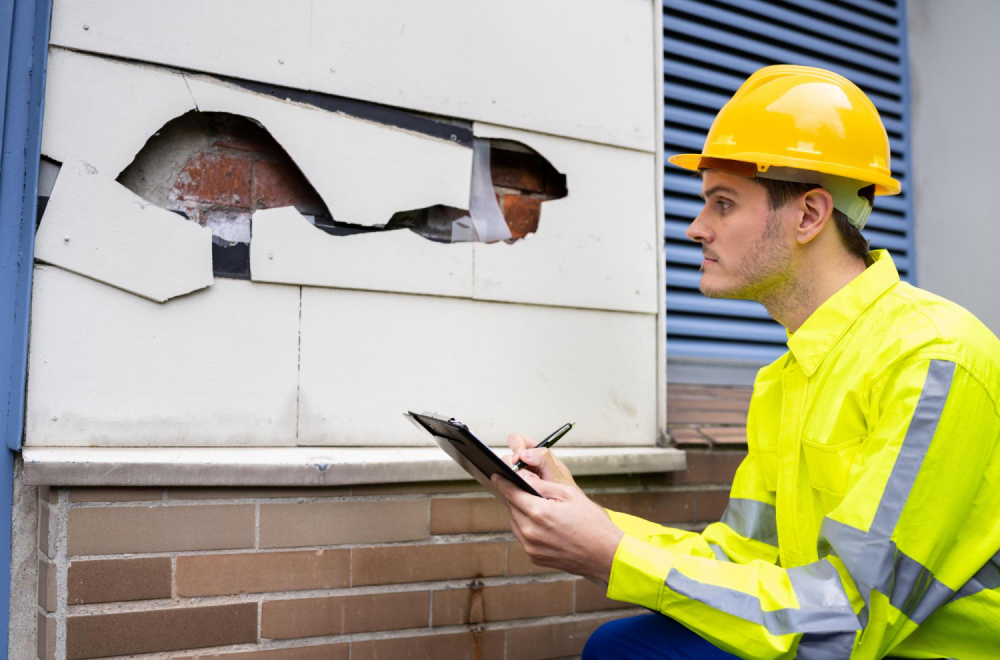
left=21, top=446, right=686, bottom=487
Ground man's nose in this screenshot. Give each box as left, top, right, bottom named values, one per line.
left=685, top=207, right=712, bottom=244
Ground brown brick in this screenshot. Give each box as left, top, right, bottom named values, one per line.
left=701, top=426, right=748, bottom=445
left=354, top=541, right=504, bottom=586
left=66, top=603, right=257, bottom=660
left=184, top=644, right=348, bottom=660
left=168, top=486, right=350, bottom=500
left=667, top=398, right=752, bottom=413
left=38, top=559, right=57, bottom=612
left=491, top=149, right=547, bottom=194
left=507, top=613, right=633, bottom=660
left=350, top=480, right=479, bottom=496
left=176, top=549, right=349, bottom=597
left=38, top=486, right=57, bottom=504
left=668, top=384, right=753, bottom=401
left=433, top=580, right=574, bottom=626
left=430, top=497, right=509, bottom=535
left=39, top=505, right=54, bottom=558
left=259, top=500, right=428, bottom=548
left=261, top=591, right=428, bottom=639
left=575, top=578, right=632, bottom=613
left=591, top=491, right=694, bottom=524
left=667, top=427, right=710, bottom=447
left=352, top=630, right=504, bottom=660
left=667, top=410, right=747, bottom=425
left=173, top=152, right=253, bottom=208
left=696, top=489, right=731, bottom=522
left=67, top=504, right=254, bottom=555
left=253, top=160, right=326, bottom=215
left=506, top=541, right=559, bottom=577
left=576, top=474, right=643, bottom=490
left=656, top=450, right=747, bottom=485
left=37, top=612, right=55, bottom=660
left=68, top=557, right=171, bottom=605
left=69, top=487, right=162, bottom=502
left=502, top=195, right=542, bottom=239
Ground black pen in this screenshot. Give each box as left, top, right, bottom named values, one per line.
left=512, top=422, right=575, bottom=471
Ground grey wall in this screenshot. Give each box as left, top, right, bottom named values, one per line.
left=908, top=0, right=1000, bottom=335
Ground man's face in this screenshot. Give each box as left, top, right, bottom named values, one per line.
left=685, top=170, right=794, bottom=303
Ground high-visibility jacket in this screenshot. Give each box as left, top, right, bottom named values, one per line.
left=606, top=249, right=1000, bottom=659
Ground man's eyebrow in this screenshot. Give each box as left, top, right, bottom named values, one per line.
left=700, top=185, right=739, bottom=200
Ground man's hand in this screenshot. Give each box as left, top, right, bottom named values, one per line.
left=492, top=471, right=624, bottom=584
left=502, top=433, right=576, bottom=487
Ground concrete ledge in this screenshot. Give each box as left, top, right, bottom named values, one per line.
left=22, top=446, right=687, bottom=487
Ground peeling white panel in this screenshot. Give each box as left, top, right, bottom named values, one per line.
left=49, top=0, right=655, bottom=151
left=40, top=48, right=197, bottom=176
left=298, top=287, right=658, bottom=447
left=473, top=123, right=660, bottom=314
left=25, top=267, right=300, bottom=447
left=250, top=207, right=473, bottom=297
left=34, top=160, right=213, bottom=302
left=184, top=74, right=473, bottom=227
left=50, top=0, right=313, bottom=90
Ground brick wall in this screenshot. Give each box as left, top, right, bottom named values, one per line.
left=34, top=385, right=751, bottom=660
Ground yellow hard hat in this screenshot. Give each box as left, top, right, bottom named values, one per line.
left=669, top=65, right=900, bottom=197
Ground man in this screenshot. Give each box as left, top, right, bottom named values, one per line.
left=493, top=65, right=1000, bottom=660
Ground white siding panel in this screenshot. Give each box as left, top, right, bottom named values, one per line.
left=40, top=47, right=197, bottom=176
left=472, top=123, right=660, bottom=314
left=49, top=0, right=655, bottom=150
left=34, top=160, right=214, bottom=302
left=297, top=288, right=657, bottom=447
left=250, top=207, right=474, bottom=298
left=24, top=268, right=300, bottom=446
left=50, top=0, right=313, bottom=89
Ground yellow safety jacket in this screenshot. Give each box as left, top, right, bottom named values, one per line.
left=607, top=249, right=1000, bottom=659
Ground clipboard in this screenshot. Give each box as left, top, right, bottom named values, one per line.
left=406, top=411, right=542, bottom=499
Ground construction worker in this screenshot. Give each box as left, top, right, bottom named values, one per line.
left=493, top=65, right=1000, bottom=659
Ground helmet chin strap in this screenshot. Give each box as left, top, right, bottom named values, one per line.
left=756, top=166, right=873, bottom=231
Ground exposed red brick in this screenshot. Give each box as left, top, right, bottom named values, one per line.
left=38, top=613, right=55, bottom=660
left=502, top=195, right=542, bottom=239
left=506, top=540, right=560, bottom=576
left=667, top=427, right=710, bottom=447
left=667, top=409, right=747, bottom=425
left=650, top=450, right=747, bottom=485
left=701, top=426, right=748, bottom=445
left=491, top=150, right=547, bottom=194
left=172, top=152, right=253, bottom=208
left=176, top=549, right=350, bottom=596
left=507, top=613, right=634, bottom=660
left=430, top=497, right=510, bottom=535
left=667, top=397, right=752, bottom=412
left=252, top=160, right=327, bottom=215
left=183, top=645, right=348, bottom=660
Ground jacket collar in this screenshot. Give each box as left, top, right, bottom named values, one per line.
left=785, top=249, right=899, bottom=377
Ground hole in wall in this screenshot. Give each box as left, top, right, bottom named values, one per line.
left=113, top=110, right=567, bottom=279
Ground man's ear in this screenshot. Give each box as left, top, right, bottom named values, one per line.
left=796, top=188, right=835, bottom=245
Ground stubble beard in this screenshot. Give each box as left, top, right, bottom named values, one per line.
left=700, top=210, right=800, bottom=310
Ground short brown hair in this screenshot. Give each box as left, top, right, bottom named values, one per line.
left=752, top=178, right=871, bottom=261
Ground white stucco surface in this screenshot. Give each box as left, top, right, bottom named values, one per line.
left=908, top=0, right=1000, bottom=335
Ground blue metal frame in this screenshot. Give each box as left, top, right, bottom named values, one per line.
left=897, top=0, right=918, bottom=287
left=1, top=0, right=52, bottom=654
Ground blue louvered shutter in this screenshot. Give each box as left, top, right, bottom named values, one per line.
left=663, top=0, right=915, bottom=364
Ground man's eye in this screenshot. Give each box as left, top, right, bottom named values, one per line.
left=717, top=200, right=732, bottom=212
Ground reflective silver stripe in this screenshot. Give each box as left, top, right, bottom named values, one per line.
left=796, top=631, right=856, bottom=660
left=819, top=360, right=957, bottom=625
left=666, top=560, right=860, bottom=636
left=709, top=543, right=730, bottom=562
left=949, top=550, right=1000, bottom=602
left=720, top=498, right=779, bottom=547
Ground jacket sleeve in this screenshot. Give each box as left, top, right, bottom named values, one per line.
left=604, top=358, right=1000, bottom=660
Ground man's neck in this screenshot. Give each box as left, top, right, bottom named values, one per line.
left=763, top=251, right=869, bottom=335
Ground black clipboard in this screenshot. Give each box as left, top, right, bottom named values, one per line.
left=407, top=411, right=542, bottom=499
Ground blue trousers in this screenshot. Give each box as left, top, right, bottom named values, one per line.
left=582, top=614, right=739, bottom=660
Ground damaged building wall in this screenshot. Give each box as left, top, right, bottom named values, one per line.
left=27, top=42, right=663, bottom=448
left=47, top=0, right=656, bottom=151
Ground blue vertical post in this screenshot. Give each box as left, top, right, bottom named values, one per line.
left=1, top=0, right=52, bottom=654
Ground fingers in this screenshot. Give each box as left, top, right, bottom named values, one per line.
left=506, top=432, right=535, bottom=454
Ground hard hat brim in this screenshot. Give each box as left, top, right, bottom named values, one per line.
left=668, top=152, right=900, bottom=196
